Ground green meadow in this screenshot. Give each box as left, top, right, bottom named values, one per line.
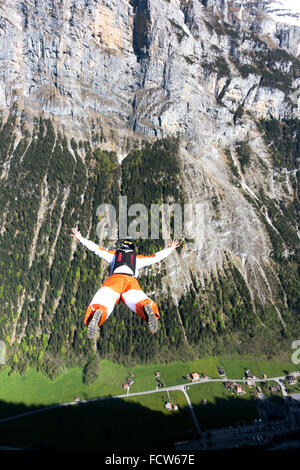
left=0, top=355, right=296, bottom=419
left=221, top=356, right=296, bottom=379
left=0, top=357, right=223, bottom=411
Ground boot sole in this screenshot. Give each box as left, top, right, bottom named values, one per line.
left=87, top=309, right=102, bottom=338
left=144, top=304, right=158, bottom=334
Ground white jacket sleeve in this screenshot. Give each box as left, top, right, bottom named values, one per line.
left=79, top=237, right=115, bottom=264
left=136, top=247, right=173, bottom=269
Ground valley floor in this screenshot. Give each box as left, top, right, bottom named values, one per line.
left=0, top=355, right=299, bottom=450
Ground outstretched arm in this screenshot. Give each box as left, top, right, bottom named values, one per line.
left=168, top=240, right=180, bottom=250
left=71, top=227, right=115, bottom=263
left=137, top=240, right=180, bottom=268
left=71, top=227, right=83, bottom=242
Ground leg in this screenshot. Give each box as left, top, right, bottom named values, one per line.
left=84, top=285, right=121, bottom=326
left=121, top=278, right=160, bottom=333
left=122, top=290, right=160, bottom=321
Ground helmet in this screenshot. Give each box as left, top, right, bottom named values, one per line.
left=119, top=238, right=135, bottom=251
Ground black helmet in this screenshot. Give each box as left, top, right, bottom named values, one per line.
left=119, top=238, right=135, bottom=251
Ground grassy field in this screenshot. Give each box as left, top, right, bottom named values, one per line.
left=0, top=355, right=296, bottom=412
left=221, top=357, right=296, bottom=380
left=130, top=356, right=221, bottom=392
left=0, top=356, right=223, bottom=411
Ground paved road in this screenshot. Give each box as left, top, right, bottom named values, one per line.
left=181, top=386, right=202, bottom=435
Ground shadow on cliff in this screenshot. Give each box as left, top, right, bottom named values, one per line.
left=130, top=0, right=151, bottom=62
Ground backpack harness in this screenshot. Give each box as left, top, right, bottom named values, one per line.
left=111, top=248, right=136, bottom=276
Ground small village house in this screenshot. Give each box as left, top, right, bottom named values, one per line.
left=269, top=385, right=280, bottom=392
left=191, top=373, right=200, bottom=382
left=288, top=374, right=297, bottom=385
left=235, top=384, right=245, bottom=395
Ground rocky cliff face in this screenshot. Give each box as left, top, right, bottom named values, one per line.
left=1, top=1, right=298, bottom=134
left=0, top=0, right=299, bottom=370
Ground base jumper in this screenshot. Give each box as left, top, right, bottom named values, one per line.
left=71, top=228, right=179, bottom=338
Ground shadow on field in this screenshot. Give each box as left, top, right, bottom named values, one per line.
left=0, top=398, right=197, bottom=450
left=191, top=395, right=261, bottom=431
left=0, top=394, right=295, bottom=450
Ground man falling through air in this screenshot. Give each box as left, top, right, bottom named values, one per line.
left=71, top=228, right=180, bottom=338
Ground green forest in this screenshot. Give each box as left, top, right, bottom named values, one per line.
left=0, top=111, right=299, bottom=380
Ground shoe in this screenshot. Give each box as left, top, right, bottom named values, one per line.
left=87, top=309, right=102, bottom=338
left=144, top=303, right=158, bottom=334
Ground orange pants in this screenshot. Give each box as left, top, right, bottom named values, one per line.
left=84, top=274, right=160, bottom=326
